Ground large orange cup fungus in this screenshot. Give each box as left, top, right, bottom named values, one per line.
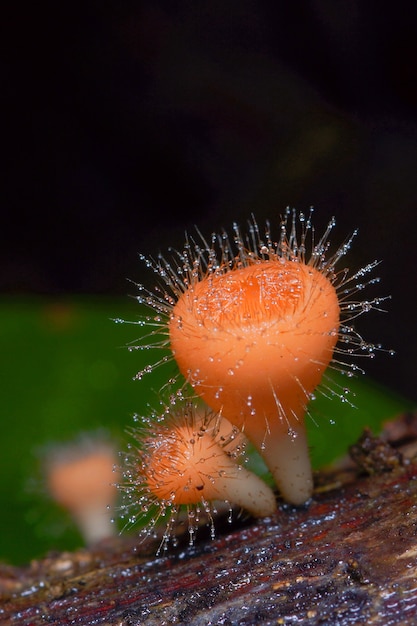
left=169, top=259, right=339, bottom=504
left=131, top=209, right=390, bottom=511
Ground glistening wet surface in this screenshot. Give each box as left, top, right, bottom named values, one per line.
left=2, top=437, right=417, bottom=625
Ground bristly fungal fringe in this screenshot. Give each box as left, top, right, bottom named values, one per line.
left=119, top=208, right=392, bottom=515
left=117, top=402, right=276, bottom=554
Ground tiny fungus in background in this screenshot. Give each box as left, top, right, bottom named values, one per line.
left=118, top=402, right=276, bottom=553
left=127, top=209, right=391, bottom=507
left=45, top=435, right=119, bottom=544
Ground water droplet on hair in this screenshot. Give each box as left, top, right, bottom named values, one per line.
left=361, top=301, right=372, bottom=312
left=287, top=428, right=297, bottom=441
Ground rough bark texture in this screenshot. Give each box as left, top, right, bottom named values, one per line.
left=2, top=413, right=417, bottom=626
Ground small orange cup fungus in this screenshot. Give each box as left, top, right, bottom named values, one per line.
left=131, top=209, right=390, bottom=508
left=119, top=403, right=276, bottom=552
left=45, top=436, right=118, bottom=544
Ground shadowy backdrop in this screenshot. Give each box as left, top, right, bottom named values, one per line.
left=3, top=2, right=417, bottom=401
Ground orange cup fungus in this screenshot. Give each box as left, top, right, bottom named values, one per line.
left=120, top=403, right=276, bottom=551
left=45, top=435, right=118, bottom=544
left=170, top=258, right=339, bottom=504
left=129, top=209, right=389, bottom=513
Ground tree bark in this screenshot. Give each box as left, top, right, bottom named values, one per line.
left=2, top=412, right=417, bottom=625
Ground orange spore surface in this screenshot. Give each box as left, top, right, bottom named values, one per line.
left=169, top=259, right=340, bottom=434
left=143, top=424, right=233, bottom=506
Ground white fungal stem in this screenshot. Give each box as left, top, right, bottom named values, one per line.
left=72, top=505, right=115, bottom=545
left=211, top=464, right=277, bottom=518
left=249, top=422, right=313, bottom=506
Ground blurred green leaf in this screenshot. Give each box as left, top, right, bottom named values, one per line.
left=0, top=298, right=413, bottom=564
left=307, top=372, right=414, bottom=468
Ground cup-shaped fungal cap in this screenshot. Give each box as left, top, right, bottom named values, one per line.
left=46, top=437, right=118, bottom=544
left=130, top=406, right=276, bottom=520
left=132, top=211, right=389, bottom=505
left=169, top=259, right=340, bottom=504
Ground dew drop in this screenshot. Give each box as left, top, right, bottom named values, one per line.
left=287, top=428, right=297, bottom=441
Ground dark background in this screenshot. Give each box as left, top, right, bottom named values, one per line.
left=3, top=2, right=417, bottom=401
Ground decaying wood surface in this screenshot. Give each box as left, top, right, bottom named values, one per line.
left=2, top=413, right=417, bottom=626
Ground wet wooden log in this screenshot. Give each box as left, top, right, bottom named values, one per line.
left=2, top=414, right=417, bottom=625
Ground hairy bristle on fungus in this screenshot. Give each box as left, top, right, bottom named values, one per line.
left=127, top=209, right=391, bottom=506
left=45, top=436, right=118, bottom=544
left=118, top=403, right=276, bottom=552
